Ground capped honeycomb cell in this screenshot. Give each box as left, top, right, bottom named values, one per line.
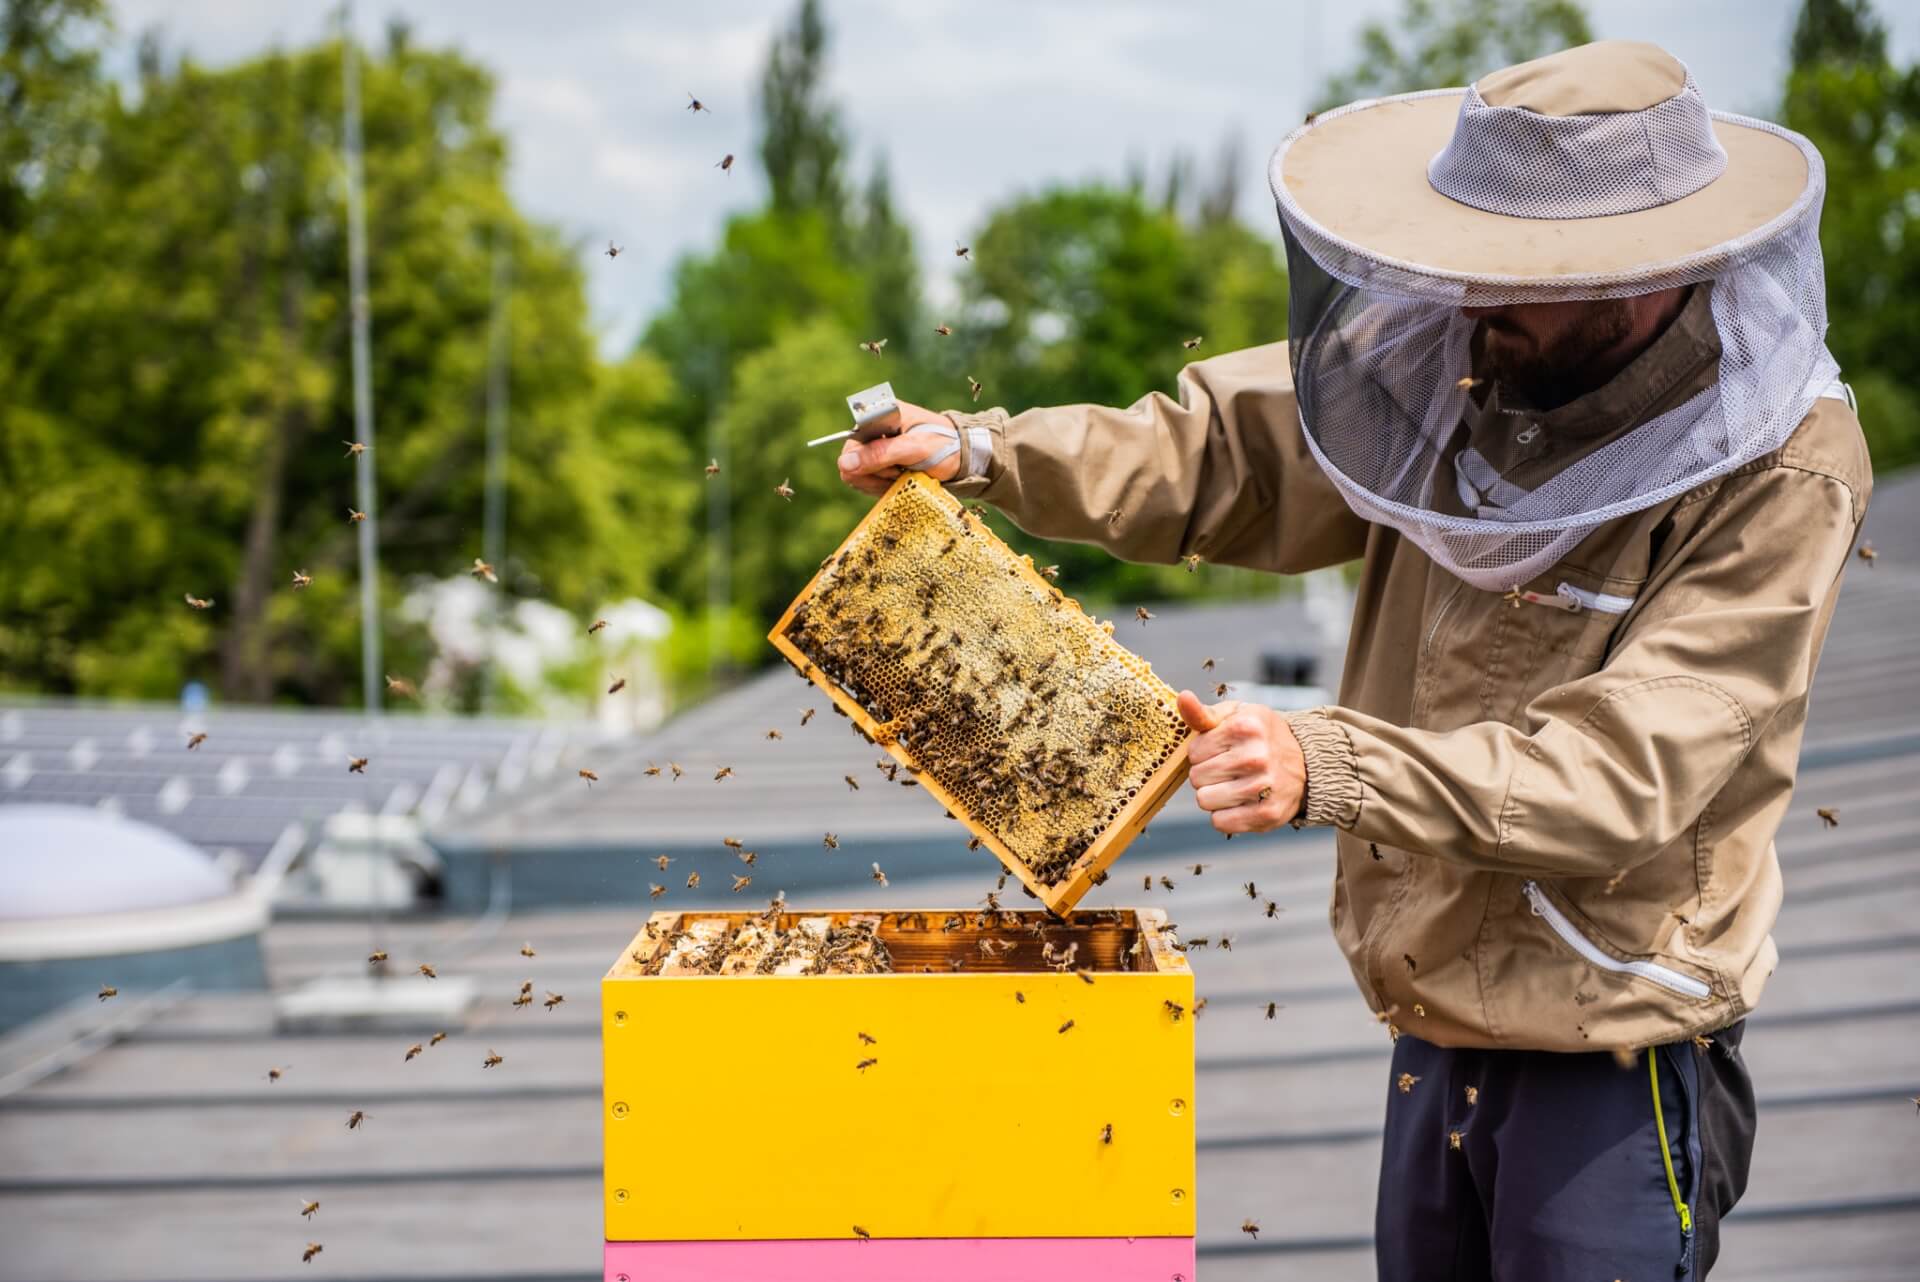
left=770, top=473, right=1192, bottom=913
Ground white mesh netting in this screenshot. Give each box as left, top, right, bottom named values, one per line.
left=1269, top=91, right=1837, bottom=592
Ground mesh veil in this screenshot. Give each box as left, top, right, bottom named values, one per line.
left=1270, top=90, right=1837, bottom=592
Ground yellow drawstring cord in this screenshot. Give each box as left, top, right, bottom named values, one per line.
left=1649, top=1048, right=1695, bottom=1234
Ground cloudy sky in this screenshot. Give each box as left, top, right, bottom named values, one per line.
left=109, top=1, right=1920, bottom=355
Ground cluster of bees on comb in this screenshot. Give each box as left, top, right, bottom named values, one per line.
left=781, top=479, right=1189, bottom=890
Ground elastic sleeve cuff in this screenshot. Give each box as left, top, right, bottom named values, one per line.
left=1285, top=709, right=1362, bottom=829
left=940, top=408, right=1007, bottom=495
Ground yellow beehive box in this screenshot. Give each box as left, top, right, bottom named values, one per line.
left=601, top=906, right=1195, bottom=1241
left=769, top=472, right=1193, bottom=915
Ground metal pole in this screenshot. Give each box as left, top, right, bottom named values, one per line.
left=481, top=231, right=511, bottom=712
left=342, top=6, right=383, bottom=714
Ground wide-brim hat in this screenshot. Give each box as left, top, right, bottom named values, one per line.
left=1269, top=40, right=1824, bottom=304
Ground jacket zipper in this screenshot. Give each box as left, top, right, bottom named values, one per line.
left=1502, top=582, right=1637, bottom=615
left=1423, top=581, right=1466, bottom=655
left=1521, top=881, right=1711, bottom=1000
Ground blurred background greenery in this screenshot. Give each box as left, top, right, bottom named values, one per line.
left=2, top=0, right=1914, bottom=711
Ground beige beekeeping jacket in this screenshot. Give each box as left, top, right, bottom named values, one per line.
left=943, top=294, right=1872, bottom=1053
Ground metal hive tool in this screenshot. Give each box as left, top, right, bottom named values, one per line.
left=770, top=473, right=1193, bottom=913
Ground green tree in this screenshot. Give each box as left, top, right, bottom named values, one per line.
left=1315, top=0, right=1594, bottom=108
left=1782, top=0, right=1920, bottom=469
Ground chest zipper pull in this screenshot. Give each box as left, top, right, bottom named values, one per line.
left=1502, top=585, right=1582, bottom=613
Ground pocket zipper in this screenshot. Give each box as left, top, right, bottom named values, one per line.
left=1521, top=881, right=1711, bottom=1000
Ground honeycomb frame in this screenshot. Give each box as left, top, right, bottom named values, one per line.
left=769, top=473, right=1193, bottom=914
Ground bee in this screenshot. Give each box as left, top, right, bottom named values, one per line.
left=429, top=1032, right=446, bottom=1047
left=1241, top=1218, right=1260, bottom=1239
left=1189, top=863, right=1210, bottom=877
left=715, top=153, right=734, bottom=174
left=470, top=557, right=497, bottom=582
left=578, top=768, right=598, bottom=785
left=184, top=593, right=214, bottom=610
left=1181, top=335, right=1203, bottom=350
left=368, top=951, right=388, bottom=964
left=686, top=92, right=708, bottom=113
left=654, top=855, right=675, bottom=870
left=348, top=756, right=369, bottom=774
left=544, top=991, right=565, bottom=1010
left=649, top=884, right=666, bottom=899
left=1202, top=657, right=1216, bottom=672
left=1164, top=1000, right=1185, bottom=1021
left=608, top=677, right=627, bottom=695
left=512, top=992, right=532, bottom=1009
left=859, top=338, right=888, bottom=357
left=933, top=323, right=952, bottom=337
left=343, top=440, right=369, bottom=458
left=346, top=1110, right=367, bottom=1129
left=1057, top=1019, right=1075, bottom=1034
left=518, top=980, right=534, bottom=997
left=723, top=837, right=744, bottom=850
left=588, top=619, right=610, bottom=635
left=1816, top=807, right=1839, bottom=828
left=855, top=1057, right=877, bottom=1072
left=1185, top=553, right=1203, bottom=572
left=871, top=862, right=888, bottom=887
left=967, top=836, right=982, bottom=852
left=686, top=872, right=701, bottom=889
left=669, top=762, right=684, bottom=780
left=418, top=964, right=437, bottom=979
left=1143, top=875, right=1153, bottom=891
left=775, top=478, right=795, bottom=501
left=1456, top=376, right=1481, bottom=391
left=1257, top=786, right=1273, bottom=801
left=823, top=833, right=839, bottom=849
left=1100, top=1123, right=1113, bottom=1144
left=644, top=763, right=662, bottom=778
left=852, top=1225, right=871, bottom=1240
left=291, top=569, right=312, bottom=590
left=483, top=1050, right=503, bottom=1068
left=1135, top=606, right=1154, bottom=624
left=1218, top=936, right=1234, bottom=952
left=1106, top=509, right=1123, bottom=529
left=801, top=708, right=816, bottom=725
left=1265, top=1001, right=1279, bottom=1020
left=1242, top=880, right=1258, bottom=899
left=97, top=984, right=117, bottom=1001
left=301, top=1200, right=319, bottom=1220
left=303, top=1242, right=323, bottom=1263
left=1038, top=564, right=1059, bottom=580
left=705, top=459, right=720, bottom=477
left=857, top=1032, right=877, bottom=1045
left=1413, top=1002, right=1426, bottom=1017
left=1076, top=969, right=1094, bottom=985
left=1857, top=541, right=1877, bottom=567
left=954, top=241, right=971, bottom=260
left=520, top=943, right=536, bottom=958
left=765, top=728, right=783, bottom=740
left=404, top=1043, right=423, bottom=1061
left=714, top=766, right=734, bottom=781
left=1193, top=997, right=1209, bottom=1015
left=1691, top=1033, right=1714, bottom=1052
left=1188, top=937, right=1210, bottom=950
left=267, top=1066, right=288, bottom=1082
left=1397, top=1072, right=1421, bottom=1094
left=384, top=674, right=417, bottom=699
left=845, top=774, right=861, bottom=791
left=731, top=874, right=752, bottom=893
left=1213, top=683, right=1230, bottom=697
left=186, top=732, right=208, bottom=750
left=1449, top=1130, right=1463, bottom=1151
left=605, top=241, right=623, bottom=258
left=1159, top=875, right=1175, bottom=892
left=1404, top=954, right=1417, bottom=974
left=1464, top=1085, right=1478, bottom=1106
left=967, top=375, right=983, bottom=402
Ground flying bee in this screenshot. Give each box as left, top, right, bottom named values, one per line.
left=731, top=874, right=752, bottom=893
left=1465, top=1085, right=1478, bottom=1106
left=1106, top=509, right=1123, bottom=529
left=686, top=872, right=701, bottom=889
left=1857, top=541, right=1877, bottom=567
left=765, top=728, right=783, bottom=740
left=845, top=774, right=860, bottom=791
left=1182, top=335, right=1203, bottom=350
left=801, top=708, right=816, bottom=725
left=715, top=153, right=734, bottom=174
left=1159, top=876, right=1175, bottom=892
left=1397, top=1072, right=1421, bottom=1094
left=348, top=756, right=368, bottom=774
left=1265, top=900, right=1281, bottom=918
left=858, top=1031, right=877, bottom=1045
left=1404, top=954, right=1417, bottom=974
left=343, top=440, right=369, bottom=458
left=607, top=677, right=627, bottom=695
left=184, top=593, right=214, bottom=610
left=1456, top=375, right=1481, bottom=390
left=713, top=766, right=734, bottom=781
left=470, top=557, right=497, bottom=582
left=649, top=884, right=666, bottom=899
left=823, top=833, right=839, bottom=849
left=644, top=763, right=662, bottom=777
left=654, top=855, right=675, bottom=871
left=686, top=91, right=708, bottom=113
left=605, top=241, right=622, bottom=258
left=933, top=323, right=952, bottom=337
left=186, top=732, right=208, bottom=750
left=855, top=1057, right=877, bottom=1072
left=97, top=985, right=117, bottom=1001
left=1015, top=991, right=1025, bottom=1003
left=1164, top=1000, right=1185, bottom=1021
left=301, top=1200, right=319, bottom=1220
left=1258, top=786, right=1273, bottom=801
left=1265, top=1001, right=1279, bottom=1020
left=1184, top=553, right=1204, bottom=572
left=404, top=1043, right=423, bottom=1061
left=368, top=951, right=387, bottom=964
left=578, top=769, right=598, bottom=786
left=1214, top=683, right=1230, bottom=697
left=852, top=1226, right=871, bottom=1240
left=1189, top=863, right=1209, bottom=877
left=291, top=569, right=312, bottom=590
left=1039, top=564, right=1060, bottom=580
left=346, top=1110, right=367, bottom=1129
left=519, top=943, right=536, bottom=958
left=1076, top=969, right=1095, bottom=985
left=1449, top=1130, right=1463, bottom=1151
left=1241, top=1218, right=1259, bottom=1240
left=954, top=241, right=971, bottom=260
left=775, top=478, right=795, bottom=501
left=483, top=1050, right=503, bottom=1068
left=1816, top=807, right=1838, bottom=828
left=1057, top=1019, right=1075, bottom=1034
left=267, top=1066, right=288, bottom=1082
left=724, top=837, right=745, bottom=850
left=384, top=674, right=417, bottom=699
left=670, top=763, right=684, bottom=779
left=871, top=863, right=888, bottom=887
left=1218, top=936, right=1234, bottom=952
left=1135, top=606, right=1154, bottom=624
left=1202, top=657, right=1216, bottom=672
left=429, top=1032, right=446, bottom=1047
left=303, top=1242, right=323, bottom=1263
left=1692, top=1033, right=1714, bottom=1051
left=518, top=980, right=534, bottom=997
left=705, top=459, right=720, bottom=477
left=859, top=338, right=888, bottom=357
left=417, top=964, right=437, bottom=979
left=1413, top=1003, right=1426, bottom=1017
left=588, top=618, right=609, bottom=634
left=967, top=375, right=983, bottom=402
left=544, top=992, right=565, bottom=1010
left=1100, top=1123, right=1113, bottom=1144
left=1242, top=881, right=1258, bottom=900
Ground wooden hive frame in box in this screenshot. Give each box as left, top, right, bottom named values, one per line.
left=769, top=473, right=1193, bottom=915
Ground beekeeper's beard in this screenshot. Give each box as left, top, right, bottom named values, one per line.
left=1468, top=297, right=1639, bottom=408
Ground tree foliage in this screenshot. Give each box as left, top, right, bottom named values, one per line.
left=1315, top=0, right=1594, bottom=109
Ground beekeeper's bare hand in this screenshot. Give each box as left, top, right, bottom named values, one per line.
left=837, top=401, right=960, bottom=496
left=1177, top=691, right=1307, bottom=834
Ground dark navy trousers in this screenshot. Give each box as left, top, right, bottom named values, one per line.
left=1377, top=1022, right=1755, bottom=1281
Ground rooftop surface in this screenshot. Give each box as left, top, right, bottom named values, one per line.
left=2, top=472, right=1916, bottom=1281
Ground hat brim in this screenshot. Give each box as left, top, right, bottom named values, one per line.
left=1272, top=90, right=1816, bottom=291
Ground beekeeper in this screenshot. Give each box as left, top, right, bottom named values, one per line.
left=839, top=39, right=1871, bottom=1281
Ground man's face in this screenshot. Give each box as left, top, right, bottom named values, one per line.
left=1462, top=299, right=1636, bottom=392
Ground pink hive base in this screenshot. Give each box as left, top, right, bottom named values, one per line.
left=604, top=1237, right=1197, bottom=1282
